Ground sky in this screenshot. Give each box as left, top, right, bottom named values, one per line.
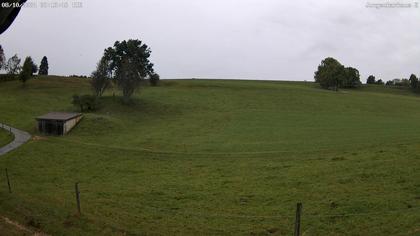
left=1, top=0, right=420, bottom=82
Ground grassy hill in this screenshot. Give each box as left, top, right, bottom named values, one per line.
left=0, top=77, right=419, bottom=235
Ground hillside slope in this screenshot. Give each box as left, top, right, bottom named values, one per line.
left=0, top=77, right=419, bottom=235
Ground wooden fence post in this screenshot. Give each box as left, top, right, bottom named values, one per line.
left=294, top=203, right=302, bottom=236
left=75, top=182, right=81, bottom=215
left=5, top=168, right=11, bottom=193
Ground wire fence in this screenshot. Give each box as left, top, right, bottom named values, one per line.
left=1, top=124, right=420, bottom=234
left=1, top=170, right=419, bottom=236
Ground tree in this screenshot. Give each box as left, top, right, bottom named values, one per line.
left=376, top=79, right=384, bottom=85
left=409, top=74, right=418, bottom=90
left=342, top=67, right=361, bottom=88
left=19, top=56, right=35, bottom=85
left=366, top=75, right=376, bottom=84
left=149, top=73, right=160, bottom=86
left=32, top=61, right=38, bottom=75
left=39, top=56, right=49, bottom=75
left=385, top=80, right=394, bottom=86
left=103, top=39, right=154, bottom=101
left=395, top=78, right=410, bottom=87
left=90, top=57, right=111, bottom=97
left=314, top=57, right=346, bottom=90
left=0, top=45, right=5, bottom=70
left=117, top=59, right=141, bottom=102
left=6, top=54, right=21, bottom=75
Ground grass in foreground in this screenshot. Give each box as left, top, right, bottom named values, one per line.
left=0, top=77, right=419, bottom=235
left=0, top=128, right=13, bottom=148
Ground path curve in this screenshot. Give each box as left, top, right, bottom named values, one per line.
left=0, top=123, right=31, bottom=156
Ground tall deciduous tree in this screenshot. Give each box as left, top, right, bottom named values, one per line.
left=103, top=39, right=154, bottom=101
left=19, top=56, right=35, bottom=85
left=38, top=56, right=49, bottom=75
left=314, top=57, right=346, bottom=90
left=6, top=54, right=21, bottom=75
left=90, top=57, right=111, bottom=97
left=117, top=59, right=141, bottom=102
left=342, top=67, right=361, bottom=88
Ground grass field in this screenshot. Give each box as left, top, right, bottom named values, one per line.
left=0, top=128, right=13, bottom=148
left=0, top=77, right=419, bottom=235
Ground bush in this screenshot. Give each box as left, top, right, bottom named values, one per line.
left=72, top=94, right=98, bottom=112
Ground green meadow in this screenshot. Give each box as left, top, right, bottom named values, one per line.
left=0, top=77, right=419, bottom=235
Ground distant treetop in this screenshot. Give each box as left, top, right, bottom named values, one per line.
left=39, top=56, right=49, bottom=75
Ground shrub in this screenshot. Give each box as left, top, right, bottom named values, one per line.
left=72, top=94, right=98, bottom=112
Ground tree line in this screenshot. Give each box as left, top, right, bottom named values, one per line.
left=0, top=45, right=49, bottom=85
left=314, top=57, right=419, bottom=93
left=366, top=74, right=420, bottom=92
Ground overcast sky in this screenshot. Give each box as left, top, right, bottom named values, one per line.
left=1, top=0, right=419, bottom=81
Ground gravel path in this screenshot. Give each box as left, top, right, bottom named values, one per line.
left=0, top=123, right=31, bottom=156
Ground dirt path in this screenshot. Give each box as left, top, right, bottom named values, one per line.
left=0, top=123, right=31, bottom=155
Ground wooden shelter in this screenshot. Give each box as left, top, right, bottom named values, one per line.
left=36, top=112, right=82, bottom=135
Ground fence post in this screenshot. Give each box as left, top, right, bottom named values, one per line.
left=294, top=203, right=302, bottom=236
left=5, top=168, right=11, bottom=193
left=75, top=182, right=81, bottom=215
